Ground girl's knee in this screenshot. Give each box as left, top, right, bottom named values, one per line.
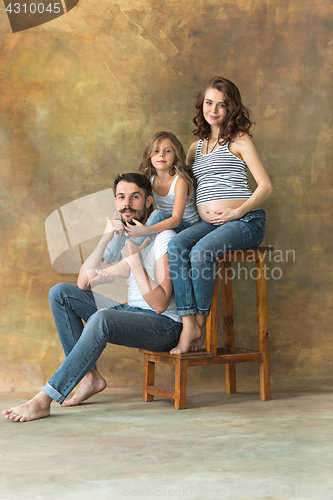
left=190, top=244, right=215, bottom=264
left=147, top=209, right=169, bottom=226
left=167, top=236, right=181, bottom=258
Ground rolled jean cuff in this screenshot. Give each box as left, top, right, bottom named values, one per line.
left=196, top=309, right=210, bottom=316
left=177, top=307, right=198, bottom=316
left=177, top=308, right=211, bottom=317
left=43, top=382, right=65, bottom=405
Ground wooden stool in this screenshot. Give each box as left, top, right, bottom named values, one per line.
left=139, top=247, right=273, bottom=409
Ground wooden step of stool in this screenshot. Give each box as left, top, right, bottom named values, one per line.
left=139, top=246, right=273, bottom=409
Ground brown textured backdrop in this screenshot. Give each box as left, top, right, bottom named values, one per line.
left=0, top=0, right=332, bottom=393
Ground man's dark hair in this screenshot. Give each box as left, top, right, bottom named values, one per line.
left=114, top=172, right=153, bottom=217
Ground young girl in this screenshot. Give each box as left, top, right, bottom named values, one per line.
left=93, top=133, right=200, bottom=285
left=126, top=131, right=200, bottom=238
left=103, top=132, right=200, bottom=264
left=168, top=76, right=273, bottom=354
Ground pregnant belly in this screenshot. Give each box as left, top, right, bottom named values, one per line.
left=197, top=199, right=247, bottom=223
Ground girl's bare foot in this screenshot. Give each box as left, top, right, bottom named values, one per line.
left=170, top=315, right=202, bottom=355
left=3, top=392, right=52, bottom=422
left=88, top=273, right=114, bottom=288
left=61, top=369, right=106, bottom=407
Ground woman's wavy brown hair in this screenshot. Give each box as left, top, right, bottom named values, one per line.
left=139, top=131, right=196, bottom=200
left=193, top=77, right=252, bottom=143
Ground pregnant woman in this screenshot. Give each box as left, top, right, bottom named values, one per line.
left=168, top=76, right=273, bottom=354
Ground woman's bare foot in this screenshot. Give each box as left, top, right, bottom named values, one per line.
left=61, top=369, right=107, bottom=407
left=189, top=314, right=206, bottom=351
left=170, top=315, right=202, bottom=355
left=3, top=392, right=52, bottom=422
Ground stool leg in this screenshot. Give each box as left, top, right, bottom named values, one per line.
left=143, top=355, right=155, bottom=402
left=174, top=359, right=187, bottom=409
left=206, top=270, right=219, bottom=355
left=222, top=262, right=237, bottom=393
left=256, top=255, right=271, bottom=401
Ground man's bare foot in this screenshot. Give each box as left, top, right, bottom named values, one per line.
left=170, top=315, right=202, bottom=355
left=189, top=314, right=206, bottom=351
left=3, top=391, right=52, bottom=422
left=61, top=369, right=107, bottom=407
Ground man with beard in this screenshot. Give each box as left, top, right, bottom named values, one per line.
left=3, top=173, right=182, bottom=422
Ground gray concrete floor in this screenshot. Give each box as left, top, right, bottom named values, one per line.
left=1, top=383, right=332, bottom=500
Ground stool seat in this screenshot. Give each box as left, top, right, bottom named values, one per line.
left=139, top=246, right=273, bottom=409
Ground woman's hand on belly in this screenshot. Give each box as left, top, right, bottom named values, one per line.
left=197, top=200, right=246, bottom=224
left=209, top=207, right=241, bottom=225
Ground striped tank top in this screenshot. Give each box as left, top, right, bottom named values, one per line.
left=192, top=140, right=253, bottom=205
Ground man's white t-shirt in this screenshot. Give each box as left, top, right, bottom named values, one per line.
left=104, top=230, right=181, bottom=323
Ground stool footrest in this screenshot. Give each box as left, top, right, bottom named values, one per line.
left=139, top=349, right=213, bottom=360
left=145, top=386, right=175, bottom=400
left=215, top=347, right=263, bottom=363
left=141, top=347, right=263, bottom=368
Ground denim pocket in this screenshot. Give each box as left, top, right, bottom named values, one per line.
left=237, top=210, right=266, bottom=248
left=239, top=209, right=266, bottom=223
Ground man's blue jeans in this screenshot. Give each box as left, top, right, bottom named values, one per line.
left=167, top=209, right=266, bottom=316
left=43, top=283, right=182, bottom=404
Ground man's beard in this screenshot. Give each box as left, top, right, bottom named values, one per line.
left=119, top=207, right=147, bottom=225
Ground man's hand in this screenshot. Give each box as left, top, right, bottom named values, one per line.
left=102, top=216, right=125, bottom=242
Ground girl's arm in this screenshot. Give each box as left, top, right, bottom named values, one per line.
left=210, top=134, right=273, bottom=225
left=126, top=177, right=189, bottom=237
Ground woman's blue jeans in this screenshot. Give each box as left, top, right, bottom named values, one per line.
left=167, top=209, right=266, bottom=316
left=44, top=283, right=182, bottom=404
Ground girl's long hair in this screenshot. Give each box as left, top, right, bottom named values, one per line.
left=139, top=131, right=196, bottom=200
left=193, top=77, right=252, bottom=143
